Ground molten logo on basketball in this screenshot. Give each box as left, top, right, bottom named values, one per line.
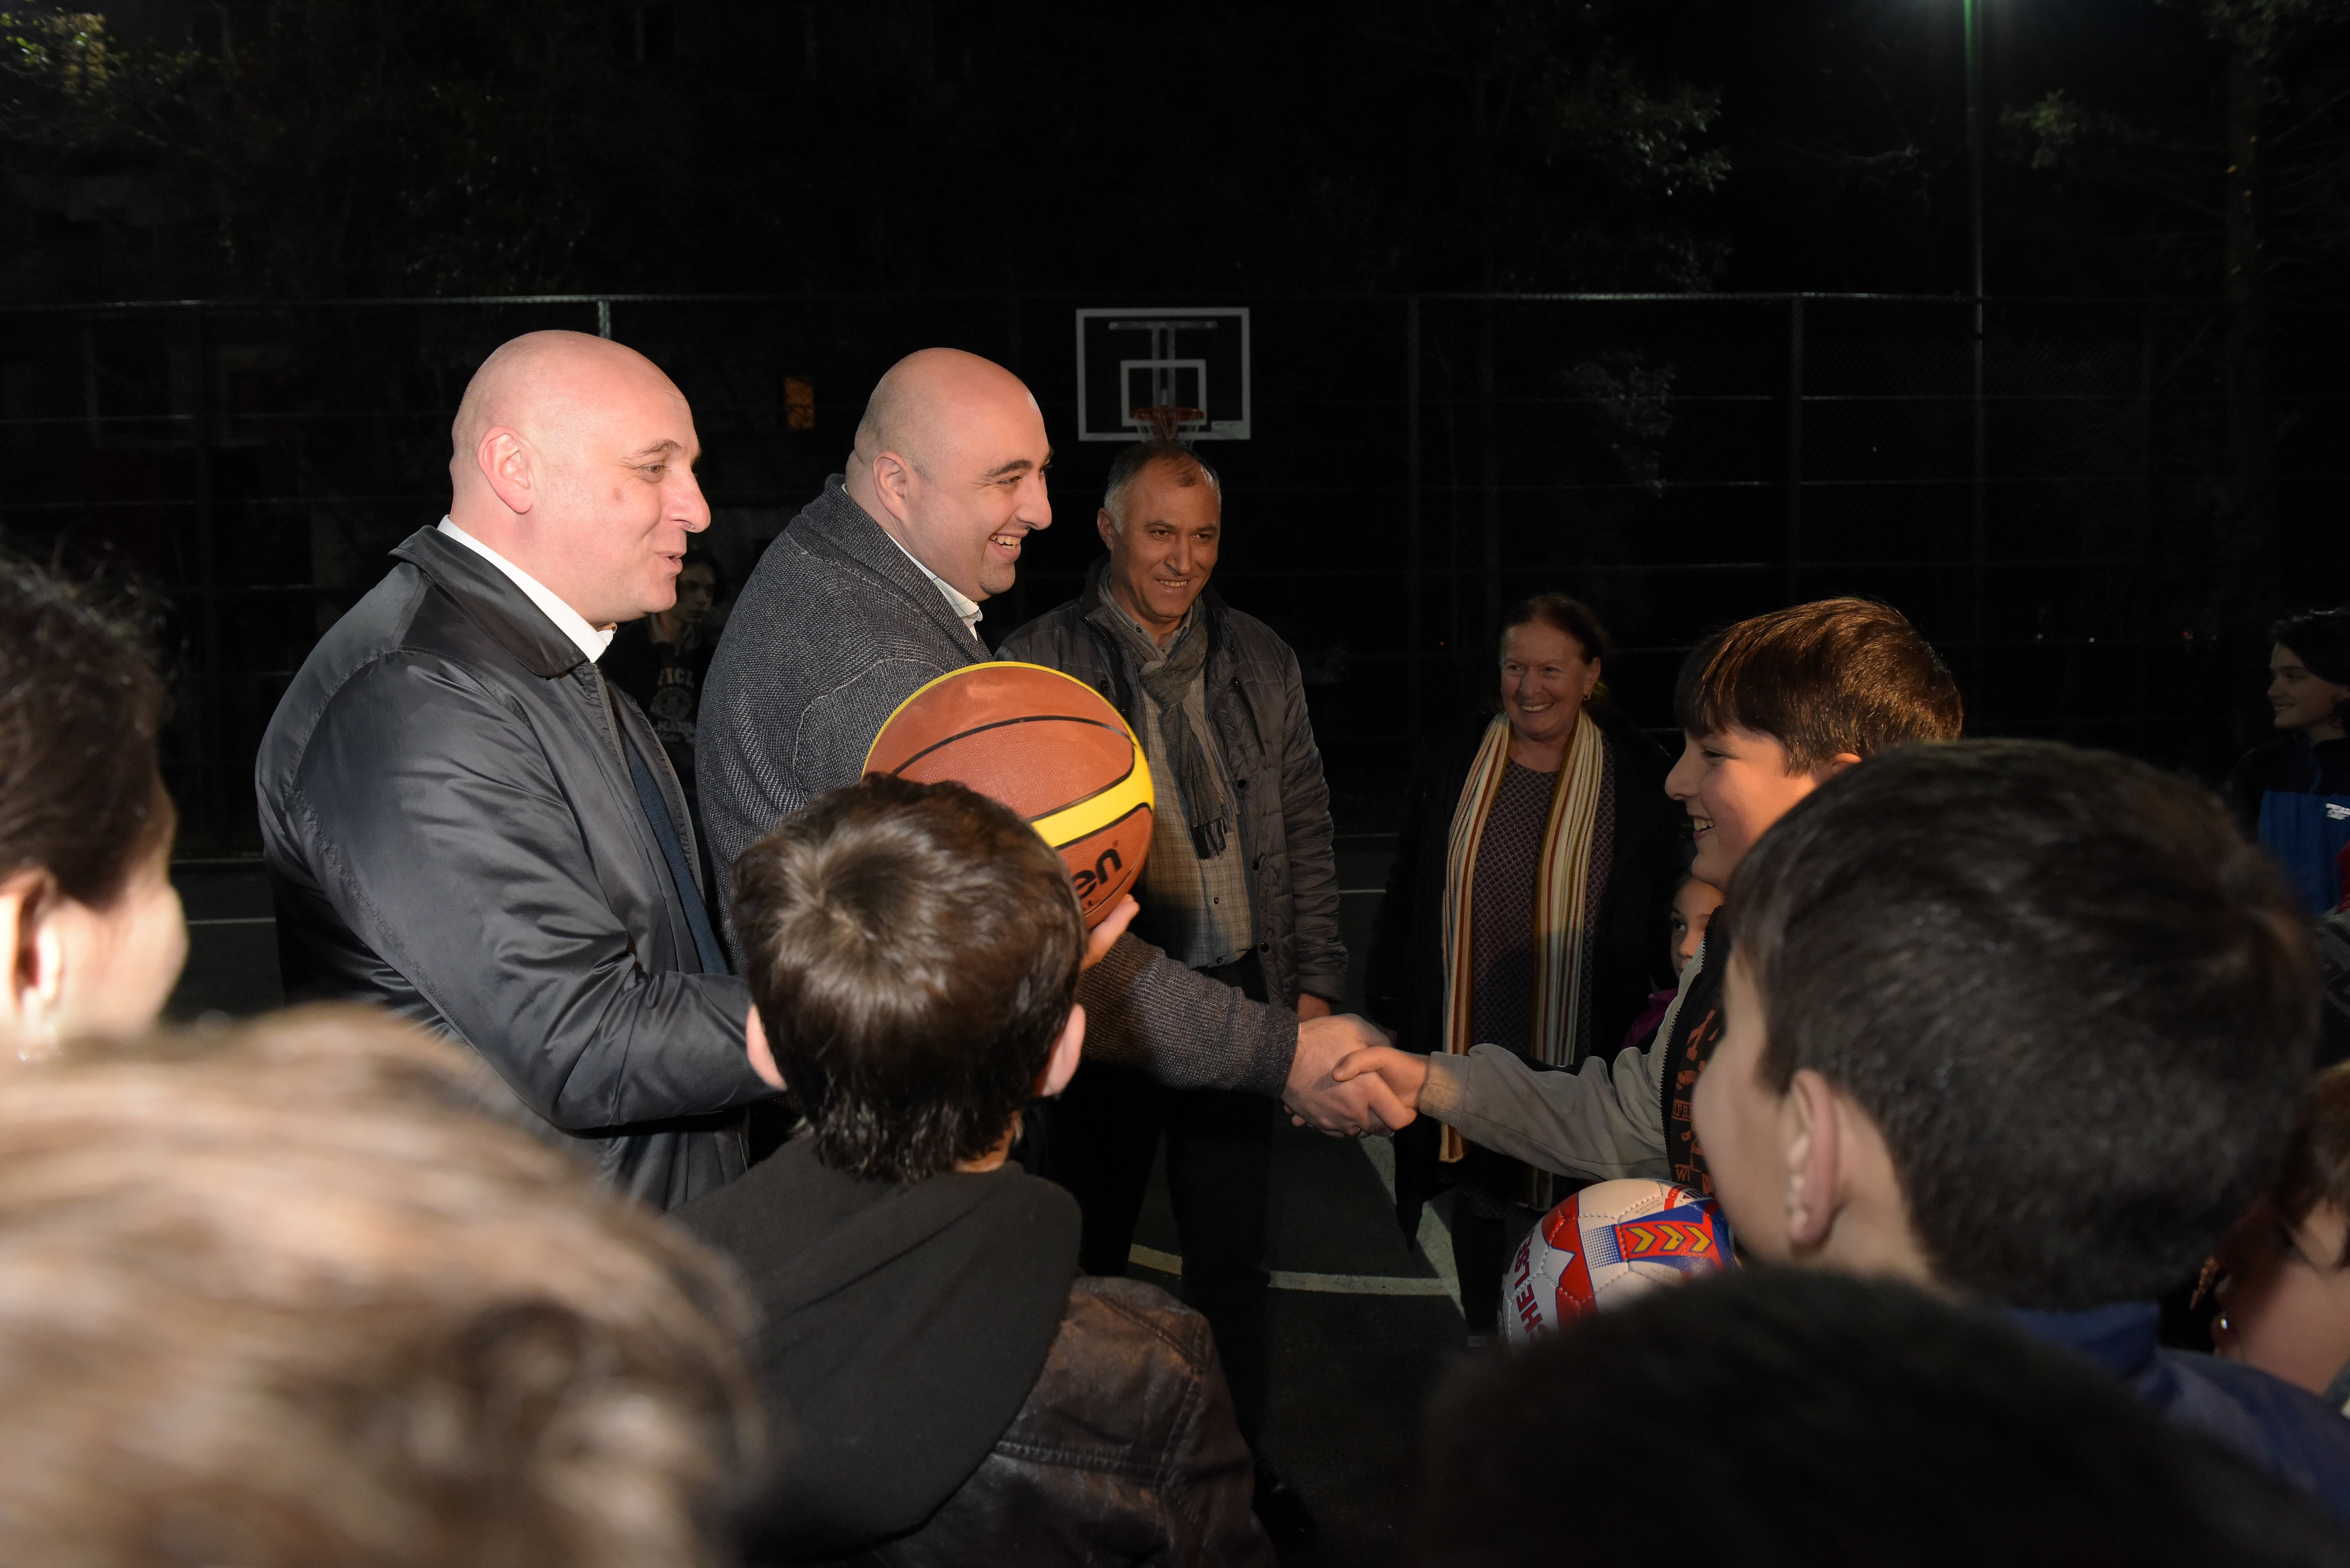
left=1071, top=845, right=1125, bottom=899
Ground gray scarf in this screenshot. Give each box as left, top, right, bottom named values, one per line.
left=1103, top=599, right=1230, bottom=859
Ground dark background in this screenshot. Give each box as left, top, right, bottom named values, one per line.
left=7, top=7, right=2345, bottom=1555
left=6, top=0, right=2346, bottom=850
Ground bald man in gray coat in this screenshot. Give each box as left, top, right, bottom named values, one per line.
left=698, top=349, right=1405, bottom=1133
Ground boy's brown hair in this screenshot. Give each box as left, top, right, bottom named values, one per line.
left=731, top=774, right=1085, bottom=1185
left=2274, top=1064, right=2350, bottom=1268
left=1673, top=597, right=1963, bottom=768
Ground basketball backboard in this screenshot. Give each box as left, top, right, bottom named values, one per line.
left=1075, top=307, right=1251, bottom=441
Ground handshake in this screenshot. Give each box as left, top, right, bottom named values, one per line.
left=1281, top=1019, right=1436, bottom=1140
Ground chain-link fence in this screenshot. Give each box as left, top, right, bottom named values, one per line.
left=4, top=291, right=2342, bottom=848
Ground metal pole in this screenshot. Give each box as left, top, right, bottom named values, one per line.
left=596, top=298, right=612, bottom=339
left=1406, top=296, right=1424, bottom=768
left=191, top=304, right=224, bottom=847
left=1966, top=0, right=1988, bottom=673
left=1786, top=296, right=1804, bottom=605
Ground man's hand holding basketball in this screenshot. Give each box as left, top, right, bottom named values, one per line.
left=1285, top=1014, right=1413, bottom=1137
left=1080, top=896, right=1139, bottom=971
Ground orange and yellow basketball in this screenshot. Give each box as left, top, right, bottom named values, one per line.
left=863, top=662, right=1154, bottom=928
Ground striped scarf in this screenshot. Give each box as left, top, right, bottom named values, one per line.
left=1436, top=712, right=1608, bottom=1163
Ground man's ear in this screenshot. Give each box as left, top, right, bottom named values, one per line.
left=1095, top=508, right=1119, bottom=551
left=0, top=869, right=63, bottom=1051
left=870, top=450, right=915, bottom=524
left=743, top=1005, right=786, bottom=1089
left=1782, top=1067, right=1843, bottom=1254
left=1813, top=751, right=1864, bottom=784
left=1037, top=1003, right=1086, bottom=1098
left=476, top=427, right=537, bottom=516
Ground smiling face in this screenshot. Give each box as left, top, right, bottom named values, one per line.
left=2269, top=644, right=2350, bottom=738
left=2211, top=1196, right=2350, bottom=1396
left=451, top=333, right=711, bottom=629
left=1665, top=726, right=1853, bottom=888
left=1097, top=458, right=1220, bottom=642
left=1498, top=621, right=1602, bottom=752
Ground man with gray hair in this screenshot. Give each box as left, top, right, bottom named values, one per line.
left=698, top=353, right=1406, bottom=1156
left=997, top=438, right=1343, bottom=1547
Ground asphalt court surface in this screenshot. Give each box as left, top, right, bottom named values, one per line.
left=171, top=849, right=1469, bottom=1561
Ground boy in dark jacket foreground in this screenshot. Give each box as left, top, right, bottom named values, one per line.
left=1693, top=740, right=2350, bottom=1525
left=675, top=775, right=1272, bottom=1567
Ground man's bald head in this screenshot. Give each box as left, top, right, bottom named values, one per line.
left=451, top=330, right=679, bottom=471
left=851, top=347, right=1038, bottom=478
left=445, top=330, right=710, bottom=629
left=843, top=349, right=1052, bottom=602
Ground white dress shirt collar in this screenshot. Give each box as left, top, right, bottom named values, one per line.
left=437, top=517, right=614, bottom=665
left=879, top=525, right=984, bottom=638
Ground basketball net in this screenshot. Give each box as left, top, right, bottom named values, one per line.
left=1130, top=404, right=1208, bottom=442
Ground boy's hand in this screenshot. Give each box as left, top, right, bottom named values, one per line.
left=1331, top=1045, right=1430, bottom=1113
left=1285, top=1015, right=1414, bottom=1136
left=1080, top=896, right=1140, bottom=971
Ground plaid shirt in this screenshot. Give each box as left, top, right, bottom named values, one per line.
left=1100, top=596, right=1257, bottom=971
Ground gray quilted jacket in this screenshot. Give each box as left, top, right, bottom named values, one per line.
left=697, top=478, right=1301, bottom=1098
left=997, top=563, right=1347, bottom=1011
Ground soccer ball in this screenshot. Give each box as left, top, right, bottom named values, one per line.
left=1500, top=1178, right=1733, bottom=1344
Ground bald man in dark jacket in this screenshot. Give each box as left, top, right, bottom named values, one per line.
left=258, top=332, right=773, bottom=1209
left=699, top=350, right=1408, bottom=1134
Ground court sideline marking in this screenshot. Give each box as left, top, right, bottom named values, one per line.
left=1126, top=1137, right=1466, bottom=1314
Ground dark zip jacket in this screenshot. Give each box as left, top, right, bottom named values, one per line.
left=256, top=526, right=772, bottom=1210
left=997, top=562, right=1347, bottom=1009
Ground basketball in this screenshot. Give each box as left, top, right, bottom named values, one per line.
left=1500, top=1179, right=1733, bottom=1344
left=863, top=662, right=1155, bottom=928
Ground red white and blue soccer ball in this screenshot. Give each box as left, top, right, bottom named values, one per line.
left=1500, top=1178, right=1735, bottom=1344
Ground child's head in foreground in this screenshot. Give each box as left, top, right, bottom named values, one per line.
left=1694, top=739, right=2316, bottom=1311
left=1669, top=597, right=1963, bottom=889
left=2212, top=1064, right=2350, bottom=1397
left=731, top=774, right=1087, bottom=1184
left=1414, top=1268, right=2349, bottom=1568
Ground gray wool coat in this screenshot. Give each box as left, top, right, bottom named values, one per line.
left=997, top=563, right=1348, bottom=1014
left=697, top=477, right=1301, bottom=1098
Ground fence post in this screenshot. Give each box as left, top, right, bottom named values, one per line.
left=595, top=299, right=613, bottom=339
left=1785, top=296, right=1804, bottom=604
left=1406, top=295, right=1423, bottom=770
left=191, top=303, right=225, bottom=847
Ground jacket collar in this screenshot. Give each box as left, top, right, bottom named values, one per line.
left=795, top=476, right=988, bottom=656
left=2008, top=1300, right=2161, bottom=1380
left=390, top=526, right=588, bottom=679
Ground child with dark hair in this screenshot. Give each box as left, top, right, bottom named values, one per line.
left=1339, top=597, right=1962, bottom=1197
left=2211, top=1064, right=2350, bottom=1410
left=675, top=774, right=1269, bottom=1567
left=2229, top=607, right=2350, bottom=911
left=1415, top=1269, right=2350, bottom=1568
left=0, top=559, right=185, bottom=1054
left=1695, top=739, right=2350, bottom=1519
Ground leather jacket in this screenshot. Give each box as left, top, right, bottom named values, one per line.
left=256, top=526, right=773, bottom=1209
left=820, top=1278, right=1274, bottom=1568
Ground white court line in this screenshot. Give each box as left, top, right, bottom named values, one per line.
left=1127, top=1243, right=1455, bottom=1298
left=186, top=916, right=276, bottom=927
left=1127, top=1139, right=1465, bottom=1314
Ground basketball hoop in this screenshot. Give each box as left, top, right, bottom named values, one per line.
left=1129, top=405, right=1208, bottom=441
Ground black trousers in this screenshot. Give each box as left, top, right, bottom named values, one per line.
left=1037, top=952, right=1274, bottom=1450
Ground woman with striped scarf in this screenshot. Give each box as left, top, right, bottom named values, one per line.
left=1365, top=595, right=1686, bottom=1344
